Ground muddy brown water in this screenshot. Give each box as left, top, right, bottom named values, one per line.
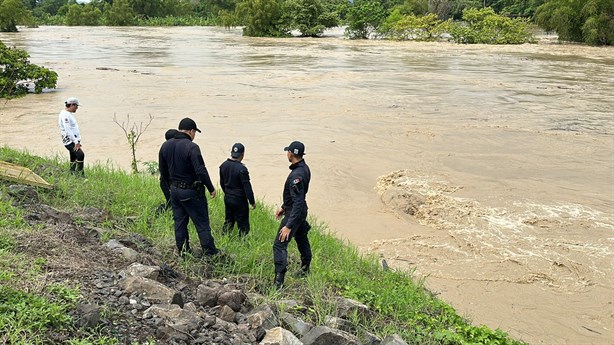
left=1, top=26, right=613, bottom=344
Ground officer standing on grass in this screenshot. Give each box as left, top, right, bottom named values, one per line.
left=158, top=118, right=219, bottom=258
left=273, top=141, right=312, bottom=289
left=219, top=143, right=256, bottom=236
left=156, top=129, right=178, bottom=214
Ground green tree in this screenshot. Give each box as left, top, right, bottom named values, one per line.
left=536, top=0, right=613, bottom=45
left=105, top=0, right=136, bottom=25
left=447, top=7, right=535, bottom=43
left=0, top=0, right=33, bottom=32
left=34, top=0, right=71, bottom=16
left=65, top=3, right=103, bottom=26
left=0, top=41, right=58, bottom=98
left=129, top=0, right=190, bottom=18
left=489, top=0, right=545, bottom=17
left=236, top=0, right=290, bottom=37
left=380, top=11, right=446, bottom=40
left=284, top=0, right=338, bottom=37
left=345, top=0, right=387, bottom=39
left=427, top=0, right=482, bottom=20
left=394, top=0, right=430, bottom=15
left=197, top=0, right=240, bottom=18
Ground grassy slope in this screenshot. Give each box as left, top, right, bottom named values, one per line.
left=0, top=147, right=525, bottom=344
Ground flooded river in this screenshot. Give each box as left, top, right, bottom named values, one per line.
left=1, top=26, right=613, bottom=344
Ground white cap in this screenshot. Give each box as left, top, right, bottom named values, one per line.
left=65, top=97, right=80, bottom=106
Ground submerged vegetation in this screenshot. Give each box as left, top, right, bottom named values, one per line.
left=0, top=0, right=611, bottom=45
left=0, top=146, right=526, bottom=344
left=0, top=41, right=57, bottom=98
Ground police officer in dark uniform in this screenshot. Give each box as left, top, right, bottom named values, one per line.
left=158, top=118, right=219, bottom=257
left=156, top=129, right=178, bottom=215
left=273, top=141, right=312, bottom=289
left=219, top=143, right=256, bottom=236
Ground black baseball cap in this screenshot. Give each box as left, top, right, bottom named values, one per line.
left=231, top=143, right=245, bottom=158
left=178, top=118, right=201, bottom=133
left=284, top=141, right=305, bottom=156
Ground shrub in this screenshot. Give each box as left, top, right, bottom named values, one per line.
left=0, top=42, right=58, bottom=98
left=447, top=7, right=535, bottom=44
left=380, top=11, right=446, bottom=41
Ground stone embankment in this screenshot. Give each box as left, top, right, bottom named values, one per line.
left=4, top=184, right=408, bottom=345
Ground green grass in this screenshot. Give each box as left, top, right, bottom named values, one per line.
left=0, top=146, right=525, bottom=344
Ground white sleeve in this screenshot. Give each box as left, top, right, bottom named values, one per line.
left=59, top=112, right=78, bottom=144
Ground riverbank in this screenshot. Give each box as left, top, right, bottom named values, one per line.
left=1, top=26, right=613, bottom=344
left=0, top=147, right=524, bottom=344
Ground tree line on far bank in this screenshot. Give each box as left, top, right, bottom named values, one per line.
left=0, top=0, right=612, bottom=46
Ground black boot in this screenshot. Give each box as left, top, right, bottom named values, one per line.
left=274, top=272, right=285, bottom=290
left=76, top=161, right=85, bottom=177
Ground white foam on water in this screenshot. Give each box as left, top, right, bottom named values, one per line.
left=376, top=171, right=614, bottom=291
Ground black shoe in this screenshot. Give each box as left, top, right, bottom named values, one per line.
left=274, top=272, right=285, bottom=290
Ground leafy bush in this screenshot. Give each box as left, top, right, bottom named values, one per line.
left=345, top=0, right=387, bottom=39
left=447, top=7, right=535, bottom=44
left=284, top=0, right=338, bottom=37
left=0, top=42, right=58, bottom=98
left=236, top=0, right=290, bottom=37
left=379, top=11, right=446, bottom=41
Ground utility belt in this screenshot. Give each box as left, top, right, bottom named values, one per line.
left=172, top=181, right=195, bottom=189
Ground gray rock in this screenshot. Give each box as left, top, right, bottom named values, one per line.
left=124, top=263, right=160, bottom=280
left=260, top=327, right=303, bottom=345
left=218, top=289, right=246, bottom=312
left=74, top=303, right=102, bottom=328
left=196, top=284, right=218, bottom=307
left=121, top=276, right=183, bottom=307
left=324, top=316, right=353, bottom=332
left=280, top=312, right=313, bottom=337
left=335, top=297, right=370, bottom=319
left=219, top=304, right=236, bottom=323
left=300, top=326, right=361, bottom=345
left=247, top=304, right=278, bottom=330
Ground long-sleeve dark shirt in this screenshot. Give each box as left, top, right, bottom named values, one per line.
left=282, top=159, right=310, bottom=230
left=219, top=158, right=256, bottom=205
left=158, top=132, right=215, bottom=193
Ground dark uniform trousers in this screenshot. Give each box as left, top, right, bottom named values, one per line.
left=222, top=195, right=250, bottom=236
left=273, top=209, right=312, bottom=274
left=64, top=142, right=85, bottom=175
left=170, top=185, right=218, bottom=256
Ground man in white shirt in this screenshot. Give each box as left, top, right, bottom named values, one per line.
left=58, top=97, right=85, bottom=177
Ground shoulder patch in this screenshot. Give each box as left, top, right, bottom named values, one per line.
left=292, top=178, right=301, bottom=185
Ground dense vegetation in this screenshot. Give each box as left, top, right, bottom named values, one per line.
left=0, top=41, right=57, bottom=98
left=0, top=147, right=527, bottom=344
left=0, top=0, right=611, bottom=45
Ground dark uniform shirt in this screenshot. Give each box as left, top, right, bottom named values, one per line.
left=158, top=132, right=215, bottom=193
left=219, top=158, right=256, bottom=205
left=282, top=159, right=310, bottom=230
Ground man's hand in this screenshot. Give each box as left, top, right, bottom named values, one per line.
left=73, top=143, right=81, bottom=152
left=210, top=189, right=217, bottom=198
left=278, top=226, right=291, bottom=242
left=275, top=207, right=284, bottom=220
left=251, top=203, right=257, bottom=210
